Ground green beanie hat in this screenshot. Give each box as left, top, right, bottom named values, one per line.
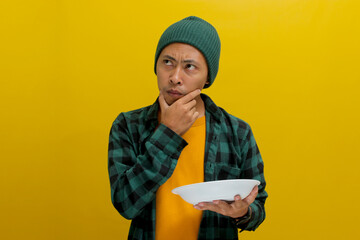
left=154, top=16, right=221, bottom=88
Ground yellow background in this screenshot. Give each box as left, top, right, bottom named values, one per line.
left=1, top=0, right=359, bottom=239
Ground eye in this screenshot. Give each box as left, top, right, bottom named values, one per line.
left=164, top=59, right=172, bottom=66
left=186, top=64, right=195, bottom=70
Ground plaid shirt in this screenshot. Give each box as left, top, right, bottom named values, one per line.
left=108, top=94, right=267, bottom=240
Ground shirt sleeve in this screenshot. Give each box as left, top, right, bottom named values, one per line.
left=237, top=125, right=268, bottom=232
left=108, top=113, right=188, bottom=219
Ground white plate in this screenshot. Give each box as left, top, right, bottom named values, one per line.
left=172, top=179, right=260, bottom=205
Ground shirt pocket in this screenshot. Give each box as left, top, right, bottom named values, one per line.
left=212, top=163, right=242, bottom=180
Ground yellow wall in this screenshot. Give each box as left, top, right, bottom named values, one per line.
left=1, top=0, right=359, bottom=239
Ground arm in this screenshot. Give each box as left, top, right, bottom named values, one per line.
left=237, top=125, right=267, bottom=231
left=108, top=114, right=187, bottom=219
left=193, top=125, right=267, bottom=231
left=108, top=89, right=201, bottom=219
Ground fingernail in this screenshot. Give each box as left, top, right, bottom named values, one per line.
left=194, top=205, right=200, bottom=210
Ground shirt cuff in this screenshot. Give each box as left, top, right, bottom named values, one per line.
left=149, top=123, right=188, bottom=158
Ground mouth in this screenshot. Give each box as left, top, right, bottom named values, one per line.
left=167, top=89, right=184, bottom=97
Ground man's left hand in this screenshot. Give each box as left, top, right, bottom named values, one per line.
left=193, top=185, right=258, bottom=218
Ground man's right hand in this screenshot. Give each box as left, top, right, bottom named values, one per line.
left=158, top=89, right=201, bottom=136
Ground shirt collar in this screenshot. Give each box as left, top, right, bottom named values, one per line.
left=146, top=98, right=160, bottom=123
left=200, top=93, right=222, bottom=122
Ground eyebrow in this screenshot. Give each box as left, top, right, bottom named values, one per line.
left=163, top=55, right=176, bottom=61
left=163, top=55, right=199, bottom=65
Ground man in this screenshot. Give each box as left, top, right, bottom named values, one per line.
left=108, top=16, right=267, bottom=240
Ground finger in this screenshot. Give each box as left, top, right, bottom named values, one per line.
left=184, top=99, right=197, bottom=110
left=188, top=106, right=197, bottom=116
left=213, top=200, right=233, bottom=215
left=195, top=201, right=232, bottom=216
left=232, top=194, right=245, bottom=209
left=188, top=108, right=199, bottom=122
left=158, top=92, right=169, bottom=110
left=193, top=111, right=199, bottom=120
left=243, top=185, right=258, bottom=205
left=193, top=202, right=208, bottom=210
left=195, top=202, right=221, bottom=213
left=178, top=89, right=201, bottom=104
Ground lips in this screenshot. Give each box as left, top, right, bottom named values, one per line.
left=167, top=89, right=183, bottom=96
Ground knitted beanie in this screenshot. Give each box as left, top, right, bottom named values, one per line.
left=154, top=16, right=221, bottom=88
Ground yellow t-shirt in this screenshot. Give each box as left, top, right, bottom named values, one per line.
left=155, top=116, right=206, bottom=240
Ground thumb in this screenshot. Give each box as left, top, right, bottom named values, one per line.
left=158, top=92, right=169, bottom=111
left=243, top=185, right=258, bottom=205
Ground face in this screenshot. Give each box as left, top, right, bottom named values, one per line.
left=156, top=43, right=209, bottom=105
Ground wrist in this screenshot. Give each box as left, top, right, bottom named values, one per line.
left=233, top=206, right=252, bottom=226
left=236, top=208, right=249, bottom=218
left=160, top=122, right=179, bottom=135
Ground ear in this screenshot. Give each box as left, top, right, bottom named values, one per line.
left=203, top=81, right=210, bottom=88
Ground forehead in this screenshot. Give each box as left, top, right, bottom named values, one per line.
left=160, top=43, right=206, bottom=62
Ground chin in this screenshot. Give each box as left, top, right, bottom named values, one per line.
left=166, top=93, right=183, bottom=105
left=164, top=96, right=175, bottom=106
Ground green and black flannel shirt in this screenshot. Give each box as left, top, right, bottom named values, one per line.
left=108, top=94, right=267, bottom=240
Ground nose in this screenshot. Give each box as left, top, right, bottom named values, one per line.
left=169, top=66, right=182, bottom=85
